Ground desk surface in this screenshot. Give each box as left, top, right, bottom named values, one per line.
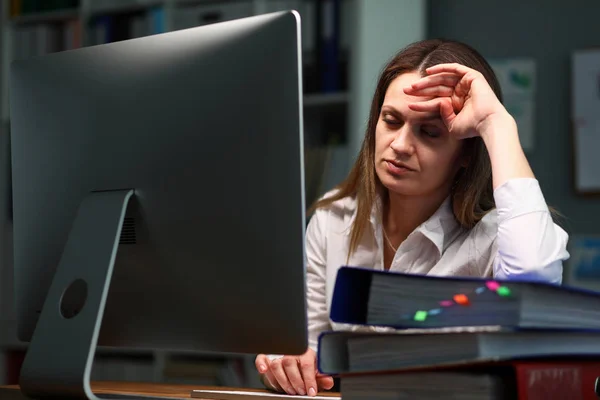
left=0, top=382, right=341, bottom=399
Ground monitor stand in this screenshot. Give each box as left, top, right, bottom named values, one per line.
left=17, top=189, right=155, bottom=400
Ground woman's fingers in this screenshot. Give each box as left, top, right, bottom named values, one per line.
left=255, top=354, right=269, bottom=374
left=406, top=72, right=460, bottom=91
left=256, top=350, right=330, bottom=397
left=408, top=98, right=457, bottom=127
left=425, top=62, right=473, bottom=76
left=317, top=374, right=335, bottom=391
left=269, top=357, right=297, bottom=395
left=408, top=97, right=450, bottom=113
left=421, top=65, right=481, bottom=99
left=255, top=355, right=283, bottom=393
left=297, top=353, right=319, bottom=396
left=281, top=356, right=307, bottom=395
left=261, top=370, right=283, bottom=393
left=404, top=85, right=454, bottom=98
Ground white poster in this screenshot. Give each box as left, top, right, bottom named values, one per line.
left=571, top=49, right=600, bottom=193
left=489, top=58, right=536, bottom=152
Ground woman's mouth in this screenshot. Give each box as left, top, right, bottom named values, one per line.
left=385, top=160, right=415, bottom=176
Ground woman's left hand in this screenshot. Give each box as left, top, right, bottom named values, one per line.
left=404, top=63, right=508, bottom=139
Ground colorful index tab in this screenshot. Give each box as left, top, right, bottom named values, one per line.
left=414, top=310, right=428, bottom=321
left=486, top=281, right=500, bottom=291
left=496, top=286, right=511, bottom=296
left=439, top=300, right=454, bottom=307
left=453, top=294, right=469, bottom=305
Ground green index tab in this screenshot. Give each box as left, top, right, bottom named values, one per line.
left=414, top=310, right=428, bottom=321
left=497, top=286, right=511, bottom=297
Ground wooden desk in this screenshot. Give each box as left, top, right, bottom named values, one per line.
left=0, top=382, right=341, bottom=399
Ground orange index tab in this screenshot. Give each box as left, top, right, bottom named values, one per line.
left=453, top=293, right=470, bottom=305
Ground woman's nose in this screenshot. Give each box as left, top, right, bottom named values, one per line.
left=389, top=125, right=415, bottom=156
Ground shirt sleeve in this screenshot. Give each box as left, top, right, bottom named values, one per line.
left=305, top=208, right=332, bottom=352
left=492, top=178, right=569, bottom=284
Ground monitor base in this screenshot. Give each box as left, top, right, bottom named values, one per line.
left=19, top=189, right=138, bottom=399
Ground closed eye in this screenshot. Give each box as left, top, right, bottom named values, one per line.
left=421, top=126, right=441, bottom=138
left=382, top=113, right=402, bottom=126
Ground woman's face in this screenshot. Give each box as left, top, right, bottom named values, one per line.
left=374, top=72, right=466, bottom=199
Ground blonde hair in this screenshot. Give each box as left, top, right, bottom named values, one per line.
left=310, top=39, right=501, bottom=257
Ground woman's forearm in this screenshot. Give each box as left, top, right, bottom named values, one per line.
left=478, top=112, right=534, bottom=189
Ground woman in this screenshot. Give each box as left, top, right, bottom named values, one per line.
left=255, top=39, right=569, bottom=396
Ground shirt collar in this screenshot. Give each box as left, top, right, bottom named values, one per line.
left=416, top=196, right=461, bottom=255
left=345, top=194, right=461, bottom=256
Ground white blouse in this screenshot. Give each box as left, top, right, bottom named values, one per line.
left=305, top=178, right=569, bottom=351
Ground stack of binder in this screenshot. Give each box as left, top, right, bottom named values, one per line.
left=317, top=266, right=600, bottom=399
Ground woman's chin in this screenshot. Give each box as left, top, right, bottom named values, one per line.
left=377, top=170, right=427, bottom=196
left=381, top=181, right=421, bottom=197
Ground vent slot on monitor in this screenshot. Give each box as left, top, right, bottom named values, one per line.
left=119, top=217, right=136, bottom=245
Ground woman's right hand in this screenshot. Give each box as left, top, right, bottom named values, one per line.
left=255, top=348, right=335, bottom=396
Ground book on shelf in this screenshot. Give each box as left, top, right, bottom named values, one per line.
left=89, top=6, right=165, bottom=46
left=10, top=0, right=79, bottom=17
left=317, top=326, right=600, bottom=375
left=13, top=21, right=82, bottom=61
left=329, top=266, right=600, bottom=330
left=170, top=1, right=253, bottom=31
left=339, top=360, right=600, bottom=400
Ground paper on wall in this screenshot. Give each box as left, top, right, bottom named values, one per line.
left=489, top=58, right=536, bottom=152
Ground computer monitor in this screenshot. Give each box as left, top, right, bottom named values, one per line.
left=9, top=10, right=307, bottom=399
